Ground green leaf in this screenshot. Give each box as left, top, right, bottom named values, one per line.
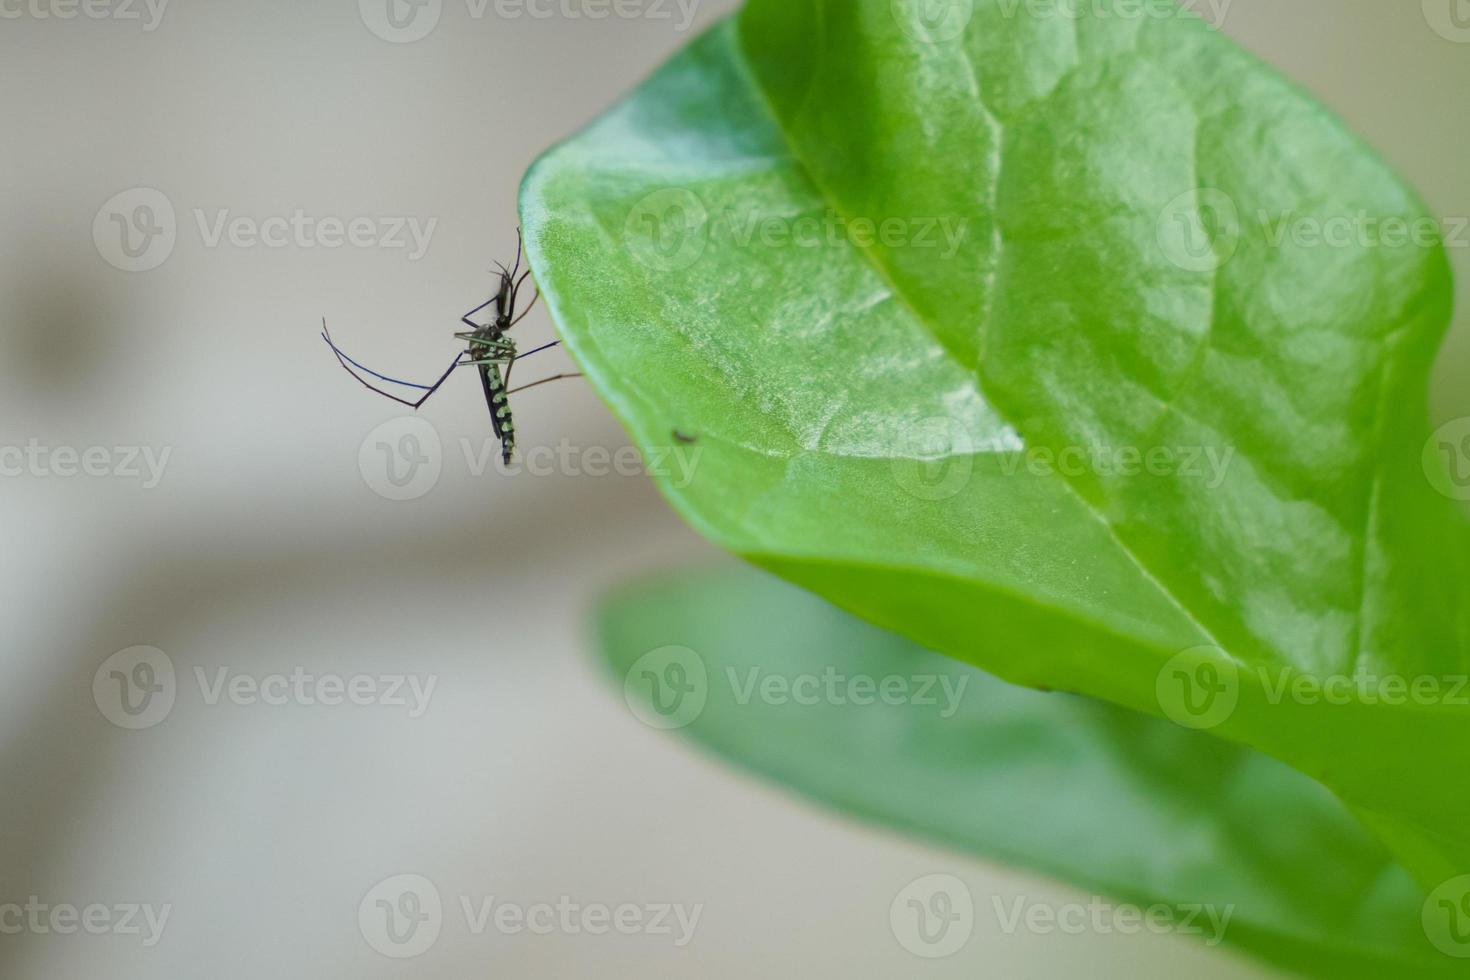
left=600, top=563, right=1457, bottom=978
left=520, top=4, right=1470, bottom=887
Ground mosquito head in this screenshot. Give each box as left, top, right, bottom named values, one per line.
left=495, top=275, right=516, bottom=324
left=485, top=238, right=533, bottom=334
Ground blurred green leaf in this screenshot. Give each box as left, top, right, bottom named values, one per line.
left=521, top=4, right=1470, bottom=891
left=601, top=564, right=1456, bottom=977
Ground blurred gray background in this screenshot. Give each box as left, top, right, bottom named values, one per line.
left=0, top=1, right=1465, bottom=977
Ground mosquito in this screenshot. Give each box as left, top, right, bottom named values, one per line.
left=321, top=235, right=580, bottom=466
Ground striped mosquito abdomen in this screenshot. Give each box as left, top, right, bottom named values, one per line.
left=478, top=360, right=515, bottom=465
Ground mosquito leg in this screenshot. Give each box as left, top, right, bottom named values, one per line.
left=506, top=372, right=583, bottom=396
left=322, top=319, right=466, bottom=410
left=512, top=339, right=560, bottom=362
left=509, top=285, right=540, bottom=328
left=331, top=343, right=465, bottom=409
left=324, top=321, right=445, bottom=389
left=494, top=339, right=558, bottom=394
left=461, top=298, right=496, bottom=331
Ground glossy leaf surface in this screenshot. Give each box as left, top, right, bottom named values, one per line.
left=521, top=3, right=1470, bottom=890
